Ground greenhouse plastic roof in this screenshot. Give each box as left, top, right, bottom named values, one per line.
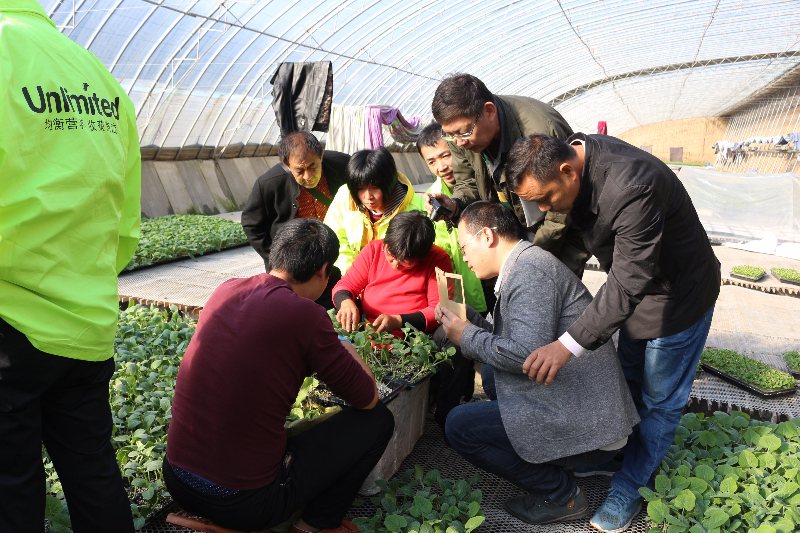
left=41, top=0, right=800, bottom=155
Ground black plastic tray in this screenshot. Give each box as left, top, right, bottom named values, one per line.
left=783, top=355, right=800, bottom=379
left=701, top=363, right=799, bottom=398
left=312, top=377, right=406, bottom=407
left=388, top=371, right=434, bottom=389
left=729, top=271, right=766, bottom=282
left=772, top=272, right=800, bottom=286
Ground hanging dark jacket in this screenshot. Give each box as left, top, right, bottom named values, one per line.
left=270, top=62, right=333, bottom=138
left=241, top=151, right=349, bottom=267
left=565, top=133, right=721, bottom=349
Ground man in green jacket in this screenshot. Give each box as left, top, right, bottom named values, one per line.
left=0, top=1, right=140, bottom=531
left=425, top=73, right=588, bottom=276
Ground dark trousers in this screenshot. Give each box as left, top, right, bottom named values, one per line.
left=432, top=325, right=474, bottom=428
left=164, top=402, right=394, bottom=531
left=0, top=319, right=134, bottom=533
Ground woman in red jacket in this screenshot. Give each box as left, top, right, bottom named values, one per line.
left=333, top=211, right=453, bottom=335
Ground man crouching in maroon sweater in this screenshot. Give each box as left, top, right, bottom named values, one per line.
left=164, top=218, right=394, bottom=533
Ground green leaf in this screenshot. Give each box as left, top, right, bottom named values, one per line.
left=756, top=524, right=776, bottom=533
left=672, top=489, right=696, bottom=511
left=739, top=450, right=758, bottom=468
left=144, top=459, right=162, bottom=472
left=702, top=508, right=729, bottom=529
left=758, top=434, right=782, bottom=452
left=719, top=477, right=738, bottom=493
left=699, top=431, right=716, bottom=447
left=695, top=465, right=715, bottom=481
left=779, top=481, right=799, bottom=498
left=464, top=516, right=485, bottom=532
left=142, top=487, right=155, bottom=501
left=648, top=500, right=670, bottom=524
left=655, top=475, right=672, bottom=494
left=640, top=487, right=658, bottom=500
left=384, top=514, right=407, bottom=532
left=414, top=494, right=433, bottom=514
left=415, top=464, right=424, bottom=481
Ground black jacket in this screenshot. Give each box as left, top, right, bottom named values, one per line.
left=271, top=61, right=333, bottom=138
left=241, top=151, right=350, bottom=267
left=565, top=134, right=720, bottom=349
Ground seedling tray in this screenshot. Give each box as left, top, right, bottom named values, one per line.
left=312, top=378, right=406, bottom=407
left=773, top=274, right=800, bottom=286
left=123, top=242, right=249, bottom=273
left=729, top=271, right=765, bottom=282
left=388, top=371, right=434, bottom=388
left=701, top=363, right=799, bottom=398
left=783, top=353, right=800, bottom=379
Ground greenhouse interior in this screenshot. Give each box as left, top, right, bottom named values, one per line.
left=3, top=0, right=800, bottom=532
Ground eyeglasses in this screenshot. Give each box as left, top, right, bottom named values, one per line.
left=458, top=227, right=495, bottom=255
left=441, top=114, right=480, bottom=142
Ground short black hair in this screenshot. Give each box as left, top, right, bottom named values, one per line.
left=345, top=148, right=398, bottom=207
left=383, top=211, right=435, bottom=263
left=416, top=122, right=444, bottom=152
left=459, top=201, right=523, bottom=242
left=431, top=73, right=494, bottom=124
left=269, top=218, right=339, bottom=283
left=278, top=131, right=323, bottom=165
left=506, top=134, right=577, bottom=190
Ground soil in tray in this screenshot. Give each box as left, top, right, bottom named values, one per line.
left=701, top=363, right=798, bottom=398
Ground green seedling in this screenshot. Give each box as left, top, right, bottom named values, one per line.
left=126, top=215, right=247, bottom=270
left=784, top=351, right=800, bottom=373
left=640, top=411, right=800, bottom=533
left=701, top=348, right=796, bottom=391
left=350, top=466, right=485, bottom=533
left=730, top=265, right=765, bottom=279
left=772, top=267, right=800, bottom=282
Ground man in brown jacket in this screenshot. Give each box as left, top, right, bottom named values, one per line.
left=424, top=73, right=588, bottom=277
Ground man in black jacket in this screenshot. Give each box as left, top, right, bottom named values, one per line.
left=241, top=131, right=349, bottom=309
left=506, top=133, right=720, bottom=533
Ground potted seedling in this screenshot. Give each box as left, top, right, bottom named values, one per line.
left=771, top=267, right=800, bottom=286
left=700, top=348, right=798, bottom=397
left=784, top=351, right=800, bottom=379
left=729, top=265, right=766, bottom=282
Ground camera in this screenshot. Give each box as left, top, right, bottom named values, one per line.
left=429, top=198, right=453, bottom=222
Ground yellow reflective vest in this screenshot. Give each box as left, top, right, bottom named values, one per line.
left=0, top=0, right=141, bottom=360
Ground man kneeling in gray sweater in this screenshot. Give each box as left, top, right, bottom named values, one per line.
left=436, top=201, right=639, bottom=526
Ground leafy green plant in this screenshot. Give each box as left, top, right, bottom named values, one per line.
left=701, top=348, right=796, bottom=391
left=288, top=376, right=325, bottom=421
left=730, top=266, right=765, bottom=279
left=328, top=309, right=455, bottom=384
left=772, top=267, right=800, bottom=282
left=784, top=351, right=800, bottom=373
left=640, top=411, right=800, bottom=533
left=350, top=466, right=485, bottom=533
left=126, top=215, right=247, bottom=270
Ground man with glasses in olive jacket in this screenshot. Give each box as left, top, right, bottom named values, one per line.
left=423, top=73, right=588, bottom=277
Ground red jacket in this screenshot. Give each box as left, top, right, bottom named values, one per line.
left=333, top=240, right=453, bottom=332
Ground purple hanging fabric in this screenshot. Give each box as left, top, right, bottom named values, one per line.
left=597, top=121, right=607, bottom=135
left=364, top=106, right=422, bottom=149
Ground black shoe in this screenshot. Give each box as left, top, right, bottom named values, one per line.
left=504, top=488, right=588, bottom=525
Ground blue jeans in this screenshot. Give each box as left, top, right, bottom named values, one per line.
left=446, top=399, right=617, bottom=506
left=480, top=364, right=497, bottom=401
left=612, top=304, right=715, bottom=500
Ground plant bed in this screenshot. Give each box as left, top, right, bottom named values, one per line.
left=700, top=348, right=798, bottom=398
left=388, top=370, right=434, bottom=388
left=351, top=465, right=486, bottom=533
left=328, top=309, right=455, bottom=386
left=771, top=267, right=800, bottom=286
left=639, top=411, right=800, bottom=533
left=784, top=351, right=800, bottom=379
left=729, top=265, right=765, bottom=282
left=124, top=215, right=248, bottom=271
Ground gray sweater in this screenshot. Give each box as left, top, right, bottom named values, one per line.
left=461, top=242, right=639, bottom=464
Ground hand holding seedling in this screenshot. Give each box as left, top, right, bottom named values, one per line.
left=336, top=299, right=361, bottom=332
left=439, top=306, right=470, bottom=346
left=372, top=313, right=402, bottom=333
left=522, top=340, right=572, bottom=384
